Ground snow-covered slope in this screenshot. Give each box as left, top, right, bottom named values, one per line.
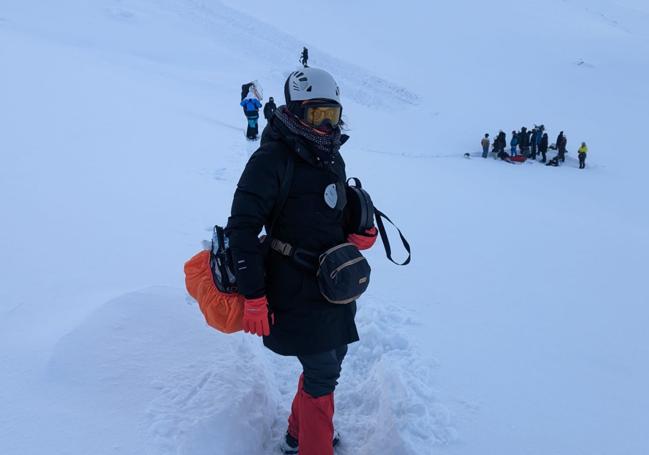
left=1, top=1, right=648, bottom=454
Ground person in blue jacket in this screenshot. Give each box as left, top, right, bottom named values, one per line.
left=240, top=88, right=263, bottom=140
left=510, top=130, right=519, bottom=156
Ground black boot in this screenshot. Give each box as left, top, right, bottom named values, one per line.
left=280, top=432, right=299, bottom=454
left=280, top=431, right=341, bottom=454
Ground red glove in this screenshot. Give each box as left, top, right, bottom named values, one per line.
left=347, top=227, right=378, bottom=251
left=242, top=296, right=271, bottom=336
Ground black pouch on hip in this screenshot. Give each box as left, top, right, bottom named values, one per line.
left=317, top=243, right=371, bottom=304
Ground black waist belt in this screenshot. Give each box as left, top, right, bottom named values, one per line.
left=271, top=208, right=412, bottom=269
left=270, top=239, right=319, bottom=271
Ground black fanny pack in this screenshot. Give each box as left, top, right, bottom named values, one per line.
left=317, top=243, right=371, bottom=304
left=270, top=239, right=370, bottom=304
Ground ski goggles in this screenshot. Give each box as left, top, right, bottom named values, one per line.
left=303, top=103, right=342, bottom=128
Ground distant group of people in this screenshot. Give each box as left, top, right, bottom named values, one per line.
left=238, top=48, right=310, bottom=140
left=481, top=125, right=588, bottom=169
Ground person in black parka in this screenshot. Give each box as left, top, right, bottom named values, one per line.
left=525, top=128, right=533, bottom=155
left=496, top=130, right=506, bottom=154
left=519, top=126, right=529, bottom=155
left=556, top=131, right=567, bottom=162
left=229, top=112, right=358, bottom=357
left=263, top=96, right=277, bottom=120
left=226, top=68, right=377, bottom=455
left=540, top=132, right=549, bottom=163
left=530, top=128, right=538, bottom=159
left=300, top=47, right=309, bottom=67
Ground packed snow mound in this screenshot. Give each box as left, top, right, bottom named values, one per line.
left=47, top=287, right=205, bottom=392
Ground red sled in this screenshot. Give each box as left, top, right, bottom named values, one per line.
left=510, top=155, right=527, bottom=163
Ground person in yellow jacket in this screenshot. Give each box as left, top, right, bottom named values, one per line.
left=578, top=142, right=588, bottom=169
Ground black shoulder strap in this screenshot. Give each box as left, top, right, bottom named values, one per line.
left=375, top=207, right=411, bottom=266
left=269, top=154, right=294, bottom=235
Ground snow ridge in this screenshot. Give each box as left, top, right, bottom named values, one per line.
left=151, top=0, right=419, bottom=109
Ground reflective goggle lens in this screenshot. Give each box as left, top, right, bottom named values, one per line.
left=304, top=105, right=341, bottom=127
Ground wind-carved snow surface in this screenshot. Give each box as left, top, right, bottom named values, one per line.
left=45, top=288, right=453, bottom=454
left=149, top=0, right=419, bottom=109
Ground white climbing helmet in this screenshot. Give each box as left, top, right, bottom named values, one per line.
left=284, top=68, right=341, bottom=105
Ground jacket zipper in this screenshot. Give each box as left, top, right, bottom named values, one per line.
left=319, top=242, right=356, bottom=265
left=330, top=256, right=366, bottom=279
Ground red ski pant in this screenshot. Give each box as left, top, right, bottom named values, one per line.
left=287, top=346, right=347, bottom=455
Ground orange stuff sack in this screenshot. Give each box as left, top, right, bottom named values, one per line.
left=184, top=250, right=244, bottom=333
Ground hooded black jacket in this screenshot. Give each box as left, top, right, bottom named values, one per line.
left=263, top=100, right=277, bottom=120
left=520, top=127, right=529, bottom=147
left=540, top=134, right=549, bottom=152
left=226, top=114, right=359, bottom=356
left=556, top=133, right=567, bottom=152
left=498, top=131, right=506, bottom=148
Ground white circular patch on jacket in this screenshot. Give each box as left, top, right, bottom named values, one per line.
left=324, top=183, right=338, bottom=209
